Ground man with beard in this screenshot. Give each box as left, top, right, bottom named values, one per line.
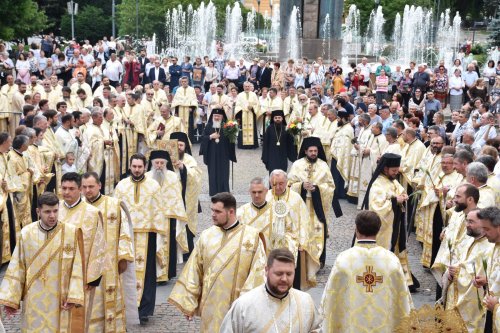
left=141, top=89, right=161, bottom=128
left=170, top=132, right=202, bottom=260
left=235, top=82, right=260, bottom=149
left=288, top=137, right=334, bottom=277
left=414, top=136, right=445, bottom=247
left=42, top=110, right=65, bottom=194
left=321, top=211, right=412, bottom=332
left=145, top=150, right=187, bottom=282
left=453, top=149, right=473, bottom=178
left=291, top=94, right=309, bottom=121
left=329, top=109, right=353, bottom=217
left=474, top=207, right=500, bottom=333
left=261, top=110, right=296, bottom=173
left=93, top=76, right=117, bottom=100
left=200, top=108, right=236, bottom=196
left=220, top=248, right=321, bottom=332
left=81, top=172, right=139, bottom=331
left=171, top=77, right=198, bottom=142
left=432, top=207, right=493, bottom=332
left=208, top=83, right=232, bottom=120
left=418, top=150, right=464, bottom=269
left=84, top=109, right=120, bottom=195
left=362, top=153, right=418, bottom=291
left=113, top=154, right=166, bottom=325
left=432, top=184, right=479, bottom=299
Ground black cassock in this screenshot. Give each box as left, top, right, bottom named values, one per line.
left=235, top=110, right=259, bottom=149
left=200, top=122, right=236, bottom=196
left=261, top=123, right=297, bottom=173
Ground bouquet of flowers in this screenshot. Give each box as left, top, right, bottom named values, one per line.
left=223, top=120, right=240, bottom=144
left=286, top=118, right=305, bottom=146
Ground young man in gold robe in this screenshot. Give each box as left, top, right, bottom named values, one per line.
left=288, top=137, right=335, bottom=284
left=321, top=211, right=412, bottom=332
left=168, top=192, right=266, bottom=333
left=0, top=132, right=22, bottom=264
left=81, top=172, right=139, bottom=332
left=113, top=153, right=167, bottom=324
left=171, top=77, right=198, bottom=141
left=145, top=150, right=188, bottom=282
left=362, top=153, right=418, bottom=290
left=474, top=207, right=500, bottom=333
left=41, top=110, right=65, bottom=195
left=220, top=248, right=322, bottom=333
left=170, top=132, right=202, bottom=260
left=59, top=172, right=107, bottom=332
left=0, top=192, right=85, bottom=332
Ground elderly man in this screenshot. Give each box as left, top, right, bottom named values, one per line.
left=141, top=89, right=161, bottom=127
left=412, top=63, right=430, bottom=93
left=171, top=76, right=198, bottom=141
left=235, top=82, right=260, bottom=149
left=466, top=162, right=496, bottom=208
left=472, top=112, right=497, bottom=155
left=146, top=103, right=184, bottom=150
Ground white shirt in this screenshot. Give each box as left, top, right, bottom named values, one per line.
left=104, top=59, right=123, bottom=82
left=357, top=63, right=371, bottom=81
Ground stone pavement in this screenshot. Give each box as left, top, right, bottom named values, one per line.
left=0, top=146, right=436, bottom=332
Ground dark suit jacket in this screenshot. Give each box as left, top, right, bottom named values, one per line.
left=138, top=56, right=150, bottom=73
left=148, top=67, right=166, bottom=84
left=257, top=66, right=272, bottom=89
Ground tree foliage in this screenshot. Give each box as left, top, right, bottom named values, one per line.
left=61, top=5, right=112, bottom=43
left=0, top=0, right=48, bottom=40
left=489, top=3, right=500, bottom=46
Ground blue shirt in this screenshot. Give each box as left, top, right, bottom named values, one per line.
left=381, top=117, right=394, bottom=134
left=462, top=71, right=479, bottom=87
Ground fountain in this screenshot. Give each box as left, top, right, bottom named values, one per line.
left=392, top=13, right=401, bottom=62
left=246, top=8, right=256, bottom=39
left=164, top=1, right=217, bottom=60
left=366, top=6, right=385, bottom=57
left=270, top=6, right=280, bottom=55
left=322, top=14, right=331, bottom=60
left=342, top=5, right=361, bottom=64
left=286, top=6, right=302, bottom=60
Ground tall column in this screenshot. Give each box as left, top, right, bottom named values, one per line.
left=279, top=0, right=302, bottom=38
left=302, top=0, right=320, bottom=39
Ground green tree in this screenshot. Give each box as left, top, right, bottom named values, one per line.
left=0, top=0, right=48, bottom=40
left=61, top=5, right=112, bottom=43
left=489, top=3, right=500, bottom=46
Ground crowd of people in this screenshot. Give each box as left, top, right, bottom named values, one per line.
left=0, top=34, right=498, bottom=332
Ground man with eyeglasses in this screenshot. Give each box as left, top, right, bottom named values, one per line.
left=41, top=79, right=61, bottom=109
left=423, top=90, right=442, bottom=127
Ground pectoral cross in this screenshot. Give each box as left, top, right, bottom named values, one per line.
left=242, top=240, right=253, bottom=252
left=136, top=256, right=145, bottom=265
left=356, top=266, right=383, bottom=292
left=106, top=286, right=115, bottom=296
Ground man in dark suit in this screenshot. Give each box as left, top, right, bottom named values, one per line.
left=257, top=60, right=272, bottom=89
left=148, top=59, right=166, bottom=85
left=138, top=49, right=150, bottom=84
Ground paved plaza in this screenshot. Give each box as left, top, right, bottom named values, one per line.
left=0, top=146, right=436, bottom=332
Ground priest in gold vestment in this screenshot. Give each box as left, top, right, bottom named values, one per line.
left=321, top=211, right=412, bottom=333
left=0, top=192, right=85, bottom=333
left=434, top=208, right=493, bottom=332
left=145, top=150, right=188, bottom=282
left=288, top=137, right=334, bottom=287
left=362, top=153, right=417, bottom=289
left=85, top=109, right=120, bottom=195
left=82, top=172, right=139, bottom=332
left=113, top=153, right=167, bottom=324
left=0, top=133, right=22, bottom=264
left=234, top=82, right=260, bottom=149
left=329, top=110, right=353, bottom=217
left=146, top=104, right=184, bottom=150
left=220, top=248, right=321, bottom=333
left=41, top=111, right=65, bottom=195
left=171, top=77, right=198, bottom=141
left=9, top=135, right=33, bottom=238
left=59, top=172, right=107, bottom=332
left=473, top=207, right=500, bottom=333
left=170, top=132, right=202, bottom=259
left=168, top=192, right=266, bottom=333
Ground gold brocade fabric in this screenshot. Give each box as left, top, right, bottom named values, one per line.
left=0, top=222, right=84, bottom=333
left=478, top=185, right=496, bottom=208
left=487, top=244, right=500, bottom=333
left=175, top=153, right=202, bottom=234
left=87, top=195, right=135, bottom=333
left=395, top=304, right=468, bottom=333
left=168, top=224, right=266, bottom=333
left=8, top=150, right=32, bottom=237
left=400, top=139, right=426, bottom=188
left=288, top=157, right=334, bottom=289
left=113, top=177, right=167, bottom=302
left=171, top=86, right=198, bottom=130
left=347, top=125, right=374, bottom=200
left=146, top=116, right=184, bottom=149
left=321, top=243, right=412, bottom=333
left=42, top=127, right=64, bottom=195
left=235, top=91, right=260, bottom=146
left=368, top=175, right=413, bottom=286
left=330, top=123, right=354, bottom=182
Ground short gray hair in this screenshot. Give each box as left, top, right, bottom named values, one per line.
left=249, top=177, right=265, bottom=188
left=21, top=127, right=36, bottom=138
left=270, top=169, right=287, bottom=181
left=477, top=207, right=500, bottom=226
left=33, top=115, right=47, bottom=126
left=386, top=126, right=398, bottom=139
left=466, top=162, right=488, bottom=184
left=359, top=113, right=370, bottom=124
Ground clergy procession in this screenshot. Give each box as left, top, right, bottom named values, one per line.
left=0, top=36, right=500, bottom=333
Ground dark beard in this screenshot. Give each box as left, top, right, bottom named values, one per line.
left=131, top=173, right=145, bottom=181
left=454, top=202, right=467, bottom=212
left=179, top=151, right=185, bottom=160
left=306, top=156, right=317, bottom=163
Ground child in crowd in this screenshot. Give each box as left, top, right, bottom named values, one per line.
left=61, top=152, right=77, bottom=175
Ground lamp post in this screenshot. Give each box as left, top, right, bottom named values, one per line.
left=67, top=1, right=78, bottom=40
left=136, top=0, right=139, bottom=37
left=269, top=0, right=273, bottom=55
left=112, top=0, right=116, bottom=38
left=257, top=0, right=261, bottom=47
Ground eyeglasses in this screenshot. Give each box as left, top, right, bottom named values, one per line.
left=146, top=93, right=154, bottom=96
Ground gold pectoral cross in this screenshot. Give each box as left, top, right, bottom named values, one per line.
left=242, top=240, right=253, bottom=251
left=356, top=266, right=383, bottom=292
